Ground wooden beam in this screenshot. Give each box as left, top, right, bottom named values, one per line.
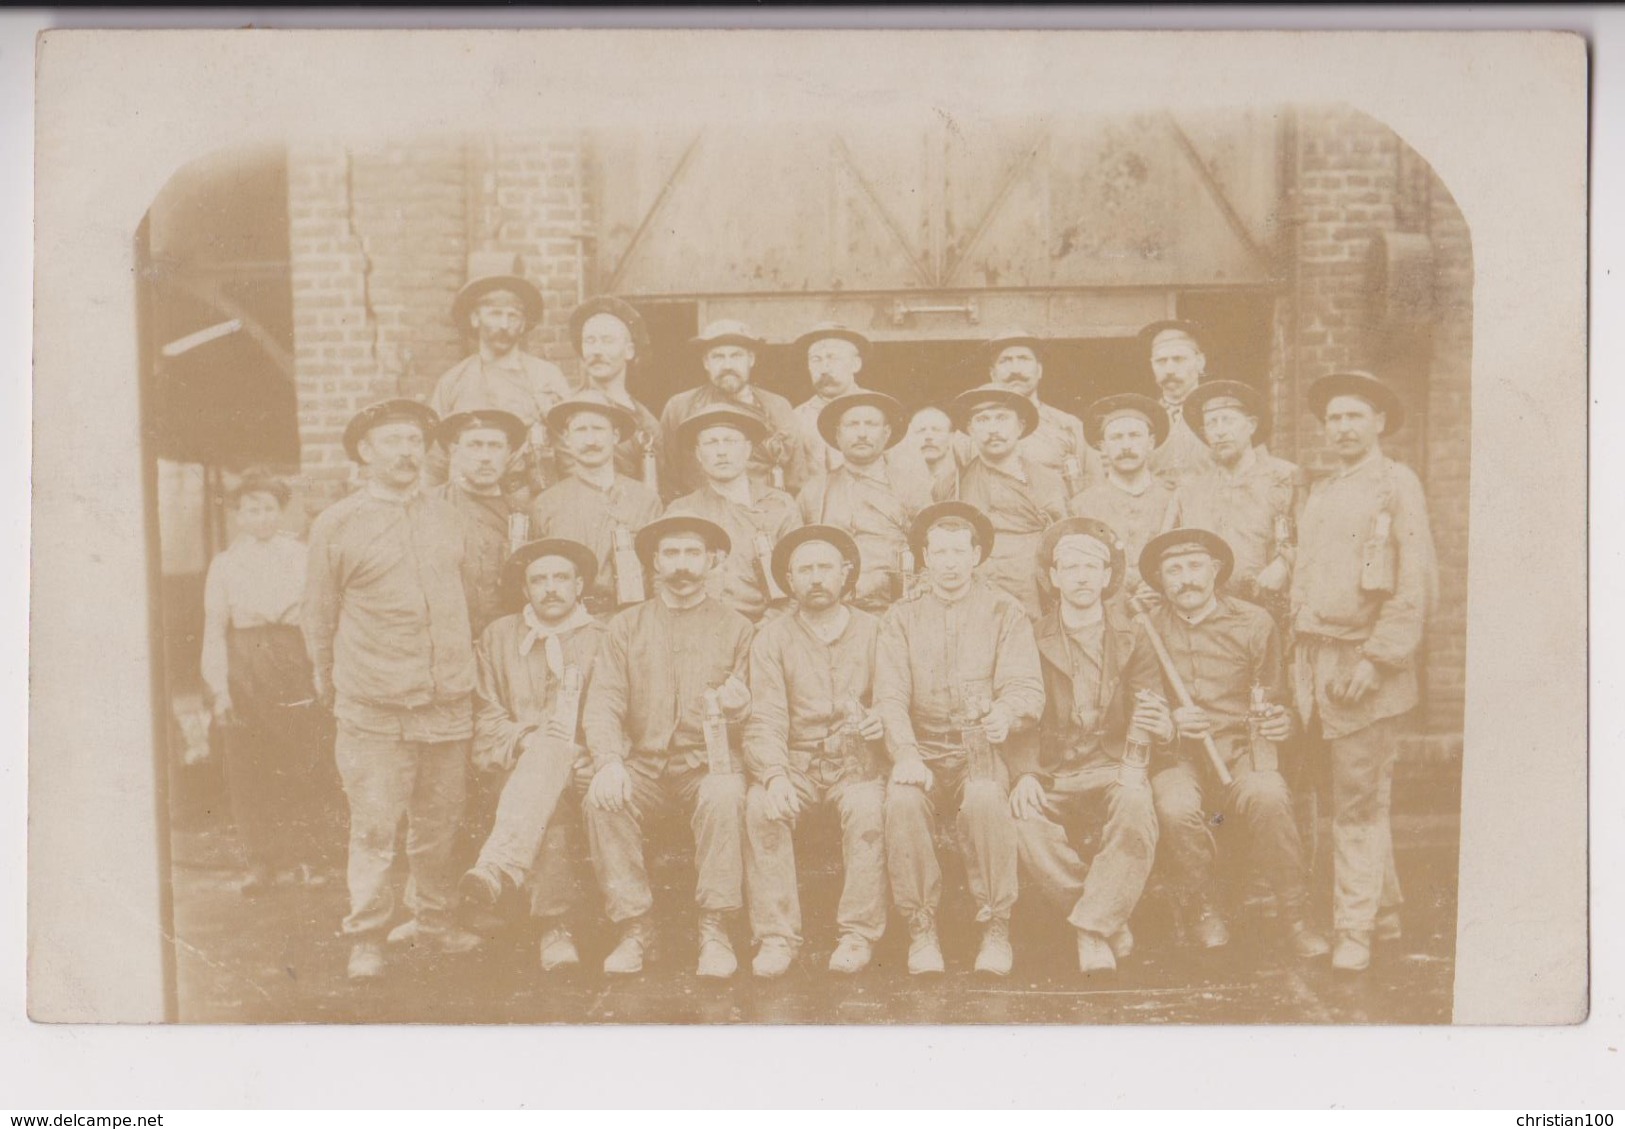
left=1162, top=112, right=1274, bottom=275
left=604, top=132, right=704, bottom=294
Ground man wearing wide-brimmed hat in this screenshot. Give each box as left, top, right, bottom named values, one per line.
left=1070, top=392, right=1178, bottom=603
left=528, top=393, right=663, bottom=618
left=303, top=398, right=482, bottom=980
left=981, top=328, right=1101, bottom=492
left=1126, top=527, right=1330, bottom=963
left=933, top=384, right=1071, bottom=619
left=741, top=525, right=888, bottom=977
left=658, top=319, right=809, bottom=499
left=458, top=537, right=606, bottom=973
left=1290, top=371, right=1437, bottom=973
left=665, top=404, right=802, bottom=622
left=797, top=390, right=932, bottom=612
left=567, top=295, right=664, bottom=488
left=873, top=501, right=1044, bottom=977
left=789, top=322, right=874, bottom=477
left=1138, top=319, right=1216, bottom=486
left=580, top=514, right=755, bottom=980
left=429, top=408, right=530, bottom=637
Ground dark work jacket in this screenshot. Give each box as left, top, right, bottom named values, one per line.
left=1015, top=603, right=1139, bottom=780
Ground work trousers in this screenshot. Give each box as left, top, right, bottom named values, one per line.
left=1328, top=715, right=1403, bottom=933
left=885, top=750, right=1018, bottom=923
left=744, top=766, right=888, bottom=947
left=1015, top=762, right=1159, bottom=937
left=582, top=753, right=746, bottom=923
left=334, top=727, right=468, bottom=937
left=474, top=734, right=583, bottom=920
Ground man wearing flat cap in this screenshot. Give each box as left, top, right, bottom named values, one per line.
left=742, top=525, right=889, bottom=977
left=790, top=323, right=873, bottom=477
left=666, top=405, right=803, bottom=622
left=1125, top=527, right=1329, bottom=960
left=303, top=399, right=482, bottom=980
left=568, top=296, right=664, bottom=489
left=1013, top=518, right=1172, bottom=974
left=934, top=385, right=1071, bottom=620
left=873, top=501, right=1044, bottom=977
left=459, top=538, right=605, bottom=972
left=1138, top=319, right=1216, bottom=486
left=431, top=409, right=530, bottom=637
left=797, top=391, right=932, bottom=613
left=580, top=515, right=755, bottom=979
left=658, top=319, right=810, bottom=500
left=528, top=394, right=663, bottom=619
left=983, top=329, right=1101, bottom=494
left=1070, top=393, right=1178, bottom=604
left=1290, top=371, right=1437, bottom=973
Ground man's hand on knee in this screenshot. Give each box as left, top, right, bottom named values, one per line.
left=1009, top=774, right=1048, bottom=821
left=587, top=759, right=633, bottom=813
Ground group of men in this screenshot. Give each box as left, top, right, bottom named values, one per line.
left=299, top=261, right=1438, bottom=986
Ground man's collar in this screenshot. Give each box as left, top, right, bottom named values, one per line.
left=1335, top=447, right=1383, bottom=478
left=797, top=603, right=852, bottom=644
left=572, top=463, right=618, bottom=492
left=478, top=343, right=525, bottom=368
left=1104, top=469, right=1154, bottom=497
left=710, top=477, right=754, bottom=507
left=1174, top=595, right=1222, bottom=627
left=366, top=479, right=421, bottom=504
left=1217, top=444, right=1259, bottom=479
left=452, top=474, right=504, bottom=498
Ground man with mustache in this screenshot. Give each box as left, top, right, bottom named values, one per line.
left=303, top=400, right=482, bottom=980
left=658, top=320, right=809, bottom=499
left=666, top=405, right=802, bottom=622
left=874, top=502, right=1044, bottom=977
left=458, top=538, right=605, bottom=973
left=789, top=323, right=872, bottom=477
left=1164, top=381, right=1302, bottom=618
left=1139, top=319, right=1216, bottom=486
left=1126, top=528, right=1329, bottom=960
left=430, top=409, right=530, bottom=637
left=567, top=296, right=664, bottom=488
left=934, top=386, right=1071, bottom=620
left=796, top=391, right=931, bottom=612
left=1290, top=372, right=1437, bottom=973
left=1070, top=394, right=1177, bottom=606
left=1013, top=518, right=1171, bottom=974
left=742, top=526, right=888, bottom=977
left=580, top=515, right=755, bottom=978
left=983, top=329, right=1102, bottom=492
left=528, top=394, right=663, bottom=619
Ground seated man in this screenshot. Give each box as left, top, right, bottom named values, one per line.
left=873, top=501, right=1045, bottom=977
left=1012, top=518, right=1172, bottom=973
left=458, top=538, right=605, bottom=972
left=580, top=515, right=755, bottom=978
left=743, top=526, right=889, bottom=977
left=1127, top=527, right=1330, bottom=960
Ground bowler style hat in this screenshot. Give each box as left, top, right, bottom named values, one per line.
left=570, top=295, right=650, bottom=361
left=343, top=399, right=440, bottom=463
left=770, top=524, right=862, bottom=599
left=634, top=515, right=732, bottom=568
left=909, top=500, right=996, bottom=566
left=1139, top=527, right=1236, bottom=595
left=547, top=393, right=639, bottom=438
left=1182, top=380, right=1271, bottom=446
left=950, top=384, right=1040, bottom=439
left=436, top=408, right=527, bottom=451
left=1085, top=392, right=1170, bottom=449
left=1308, top=370, right=1405, bottom=435
left=793, top=322, right=871, bottom=359
left=690, top=319, right=767, bottom=352
left=1138, top=318, right=1206, bottom=352
left=816, top=391, right=908, bottom=452
left=676, top=404, right=769, bottom=451
left=452, top=252, right=545, bottom=329
left=1038, top=517, right=1127, bottom=598
left=981, top=328, right=1048, bottom=366
left=501, top=537, right=600, bottom=610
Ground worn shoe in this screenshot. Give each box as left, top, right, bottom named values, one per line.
left=974, top=917, right=1014, bottom=977
left=1077, top=929, right=1117, bottom=974
left=752, top=935, right=797, bottom=979
left=603, top=917, right=652, bottom=976
left=1107, top=924, right=1135, bottom=962
left=538, top=925, right=581, bottom=972
left=696, top=912, right=738, bottom=979
left=458, top=866, right=506, bottom=913
left=907, top=911, right=945, bottom=976
left=425, top=926, right=483, bottom=955
left=1332, top=930, right=1373, bottom=972
left=346, top=940, right=385, bottom=980
left=1287, top=919, right=1332, bottom=959
left=386, top=919, right=421, bottom=945
left=1375, top=910, right=1403, bottom=942
left=1194, top=901, right=1231, bottom=950
left=828, top=933, right=873, bottom=975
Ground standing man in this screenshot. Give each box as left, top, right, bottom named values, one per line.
left=874, top=502, right=1045, bottom=977
left=1012, top=518, right=1170, bottom=973
left=1290, top=371, right=1437, bottom=973
left=935, top=385, right=1071, bottom=620
left=659, top=320, right=809, bottom=499
left=983, top=329, right=1100, bottom=494
left=742, top=526, right=889, bottom=977
left=459, top=538, right=605, bottom=972
left=1139, top=319, right=1216, bottom=486
left=303, top=399, right=482, bottom=980
left=580, top=515, right=755, bottom=979
left=1128, top=528, right=1329, bottom=959
left=568, top=296, right=664, bottom=488
left=1071, top=393, right=1177, bottom=602
left=529, top=393, right=663, bottom=619
left=666, top=405, right=802, bottom=622
left=893, top=404, right=965, bottom=500
left=790, top=322, right=872, bottom=477
left=431, top=409, right=529, bottom=637
left=797, top=391, right=931, bottom=613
